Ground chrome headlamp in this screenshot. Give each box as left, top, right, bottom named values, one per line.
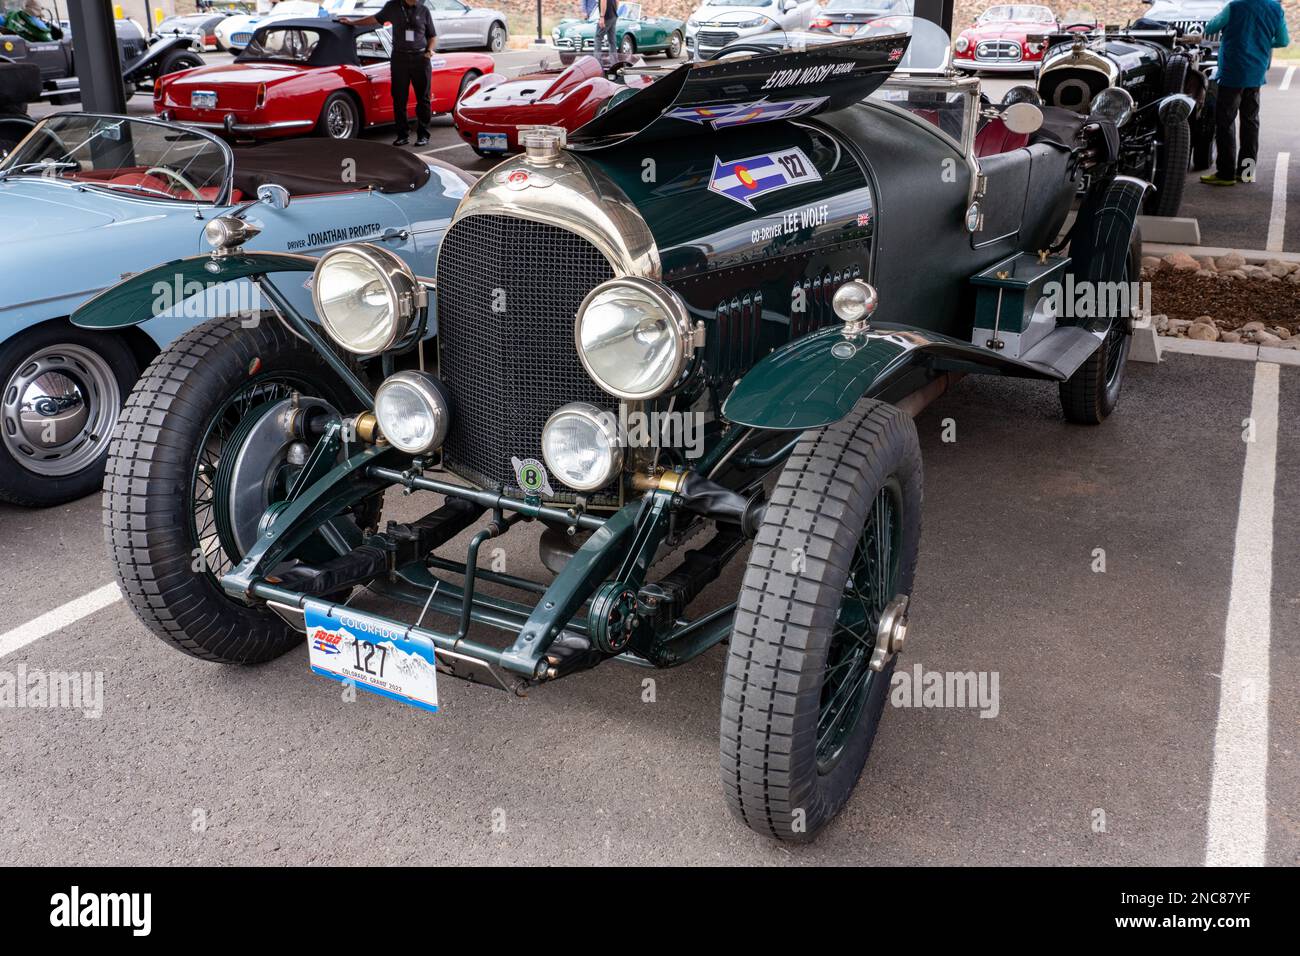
left=312, top=244, right=426, bottom=356
left=1089, top=87, right=1135, bottom=128
left=541, top=402, right=623, bottom=492
left=204, top=215, right=261, bottom=255
left=373, top=371, right=449, bottom=455
left=574, top=277, right=696, bottom=401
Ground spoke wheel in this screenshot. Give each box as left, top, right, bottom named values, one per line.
left=105, top=313, right=368, bottom=665
left=189, top=374, right=312, bottom=582
left=722, top=398, right=922, bottom=843
left=817, top=479, right=901, bottom=773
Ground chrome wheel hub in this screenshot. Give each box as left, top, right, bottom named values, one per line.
left=2, top=344, right=119, bottom=477
left=868, top=594, right=909, bottom=673
left=327, top=101, right=354, bottom=138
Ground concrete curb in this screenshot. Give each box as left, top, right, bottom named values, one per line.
left=1143, top=243, right=1300, bottom=265
left=1157, top=336, right=1300, bottom=365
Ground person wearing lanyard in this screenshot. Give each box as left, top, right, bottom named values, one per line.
left=342, top=0, right=438, bottom=146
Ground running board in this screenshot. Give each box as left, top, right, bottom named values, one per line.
left=1016, top=326, right=1105, bottom=381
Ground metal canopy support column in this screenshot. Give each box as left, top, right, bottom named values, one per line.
left=913, top=0, right=954, bottom=35
left=67, top=0, right=126, bottom=114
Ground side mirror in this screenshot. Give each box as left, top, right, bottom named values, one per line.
left=257, top=182, right=290, bottom=209
left=1002, top=101, right=1044, bottom=134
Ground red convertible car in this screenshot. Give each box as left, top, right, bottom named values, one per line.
left=155, top=18, right=493, bottom=139
left=453, top=54, right=656, bottom=156
left=952, top=4, right=1058, bottom=73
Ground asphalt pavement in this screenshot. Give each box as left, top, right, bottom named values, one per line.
left=5, top=46, right=1296, bottom=866
left=0, top=353, right=1294, bottom=865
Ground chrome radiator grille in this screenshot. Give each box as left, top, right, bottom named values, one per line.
left=976, top=40, right=1022, bottom=61
left=435, top=214, right=615, bottom=501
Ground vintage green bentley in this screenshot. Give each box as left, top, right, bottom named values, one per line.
left=75, top=25, right=1146, bottom=842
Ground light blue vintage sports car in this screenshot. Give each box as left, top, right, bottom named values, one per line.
left=0, top=112, right=467, bottom=507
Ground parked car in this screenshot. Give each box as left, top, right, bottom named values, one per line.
left=808, top=0, right=911, bottom=37
left=0, top=59, right=37, bottom=156
left=76, top=21, right=1145, bottom=842
left=952, top=4, right=1058, bottom=73
left=455, top=53, right=656, bottom=156
left=423, top=0, right=509, bottom=52
left=1139, top=0, right=1226, bottom=48
left=1036, top=24, right=1208, bottom=215
left=1133, top=1, right=1225, bottom=170
left=156, top=19, right=492, bottom=140
left=685, top=0, right=816, bottom=59
left=214, top=0, right=326, bottom=52
left=552, top=3, right=684, bottom=57
left=0, top=112, right=469, bottom=506
left=0, top=5, right=201, bottom=102
left=151, top=11, right=229, bottom=51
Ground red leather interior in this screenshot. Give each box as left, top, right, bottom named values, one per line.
left=975, top=118, right=1030, bottom=157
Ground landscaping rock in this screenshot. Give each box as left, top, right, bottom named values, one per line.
left=1255, top=330, right=1283, bottom=347
left=1215, top=252, right=1246, bottom=271
left=1167, top=318, right=1193, bottom=336
left=1141, top=255, right=1162, bottom=272
left=1264, top=259, right=1296, bottom=278
left=1241, top=321, right=1267, bottom=332
left=1220, top=331, right=1242, bottom=343
left=1164, top=252, right=1200, bottom=272
left=1188, top=323, right=1219, bottom=341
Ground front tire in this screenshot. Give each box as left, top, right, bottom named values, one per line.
left=1144, top=117, right=1191, bottom=217
left=721, top=398, right=922, bottom=842
left=1191, top=83, right=1216, bottom=171
left=486, top=21, right=507, bottom=52
left=103, top=314, right=365, bottom=664
left=0, top=324, right=139, bottom=507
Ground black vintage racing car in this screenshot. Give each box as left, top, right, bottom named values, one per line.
left=0, top=5, right=203, bottom=104
left=1034, top=22, right=1210, bottom=215
left=74, top=22, right=1147, bottom=843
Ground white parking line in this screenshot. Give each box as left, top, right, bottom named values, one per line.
left=0, top=583, right=121, bottom=661
left=1266, top=152, right=1289, bottom=252
left=1204, top=361, right=1279, bottom=867
left=424, top=142, right=473, bottom=154
left=1281, top=66, right=1296, bottom=92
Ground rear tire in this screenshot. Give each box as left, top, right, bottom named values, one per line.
left=316, top=91, right=359, bottom=140
left=157, top=49, right=202, bottom=77
left=1060, top=209, right=1141, bottom=424
left=721, top=398, right=922, bottom=842
left=667, top=31, right=683, bottom=58
left=103, top=313, right=366, bottom=665
left=620, top=34, right=636, bottom=55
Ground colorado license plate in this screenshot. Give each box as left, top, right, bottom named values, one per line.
left=305, top=605, right=439, bottom=713
left=190, top=90, right=217, bottom=109
left=477, top=132, right=508, bottom=152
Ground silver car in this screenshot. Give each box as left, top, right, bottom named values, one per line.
left=425, top=0, right=509, bottom=52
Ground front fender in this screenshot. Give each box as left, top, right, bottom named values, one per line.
left=123, top=36, right=193, bottom=79
left=722, top=323, right=1063, bottom=431
left=70, top=251, right=316, bottom=329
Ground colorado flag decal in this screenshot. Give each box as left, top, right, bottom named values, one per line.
left=708, top=147, right=822, bottom=210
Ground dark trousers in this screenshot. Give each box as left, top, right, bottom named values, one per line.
left=391, top=52, right=432, bottom=137
left=592, top=17, right=617, bottom=59
left=1215, top=85, right=1261, bottom=181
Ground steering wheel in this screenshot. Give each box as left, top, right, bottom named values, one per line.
left=145, top=165, right=203, bottom=200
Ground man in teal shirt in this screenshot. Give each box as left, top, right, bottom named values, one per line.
left=1200, top=0, right=1290, bottom=186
